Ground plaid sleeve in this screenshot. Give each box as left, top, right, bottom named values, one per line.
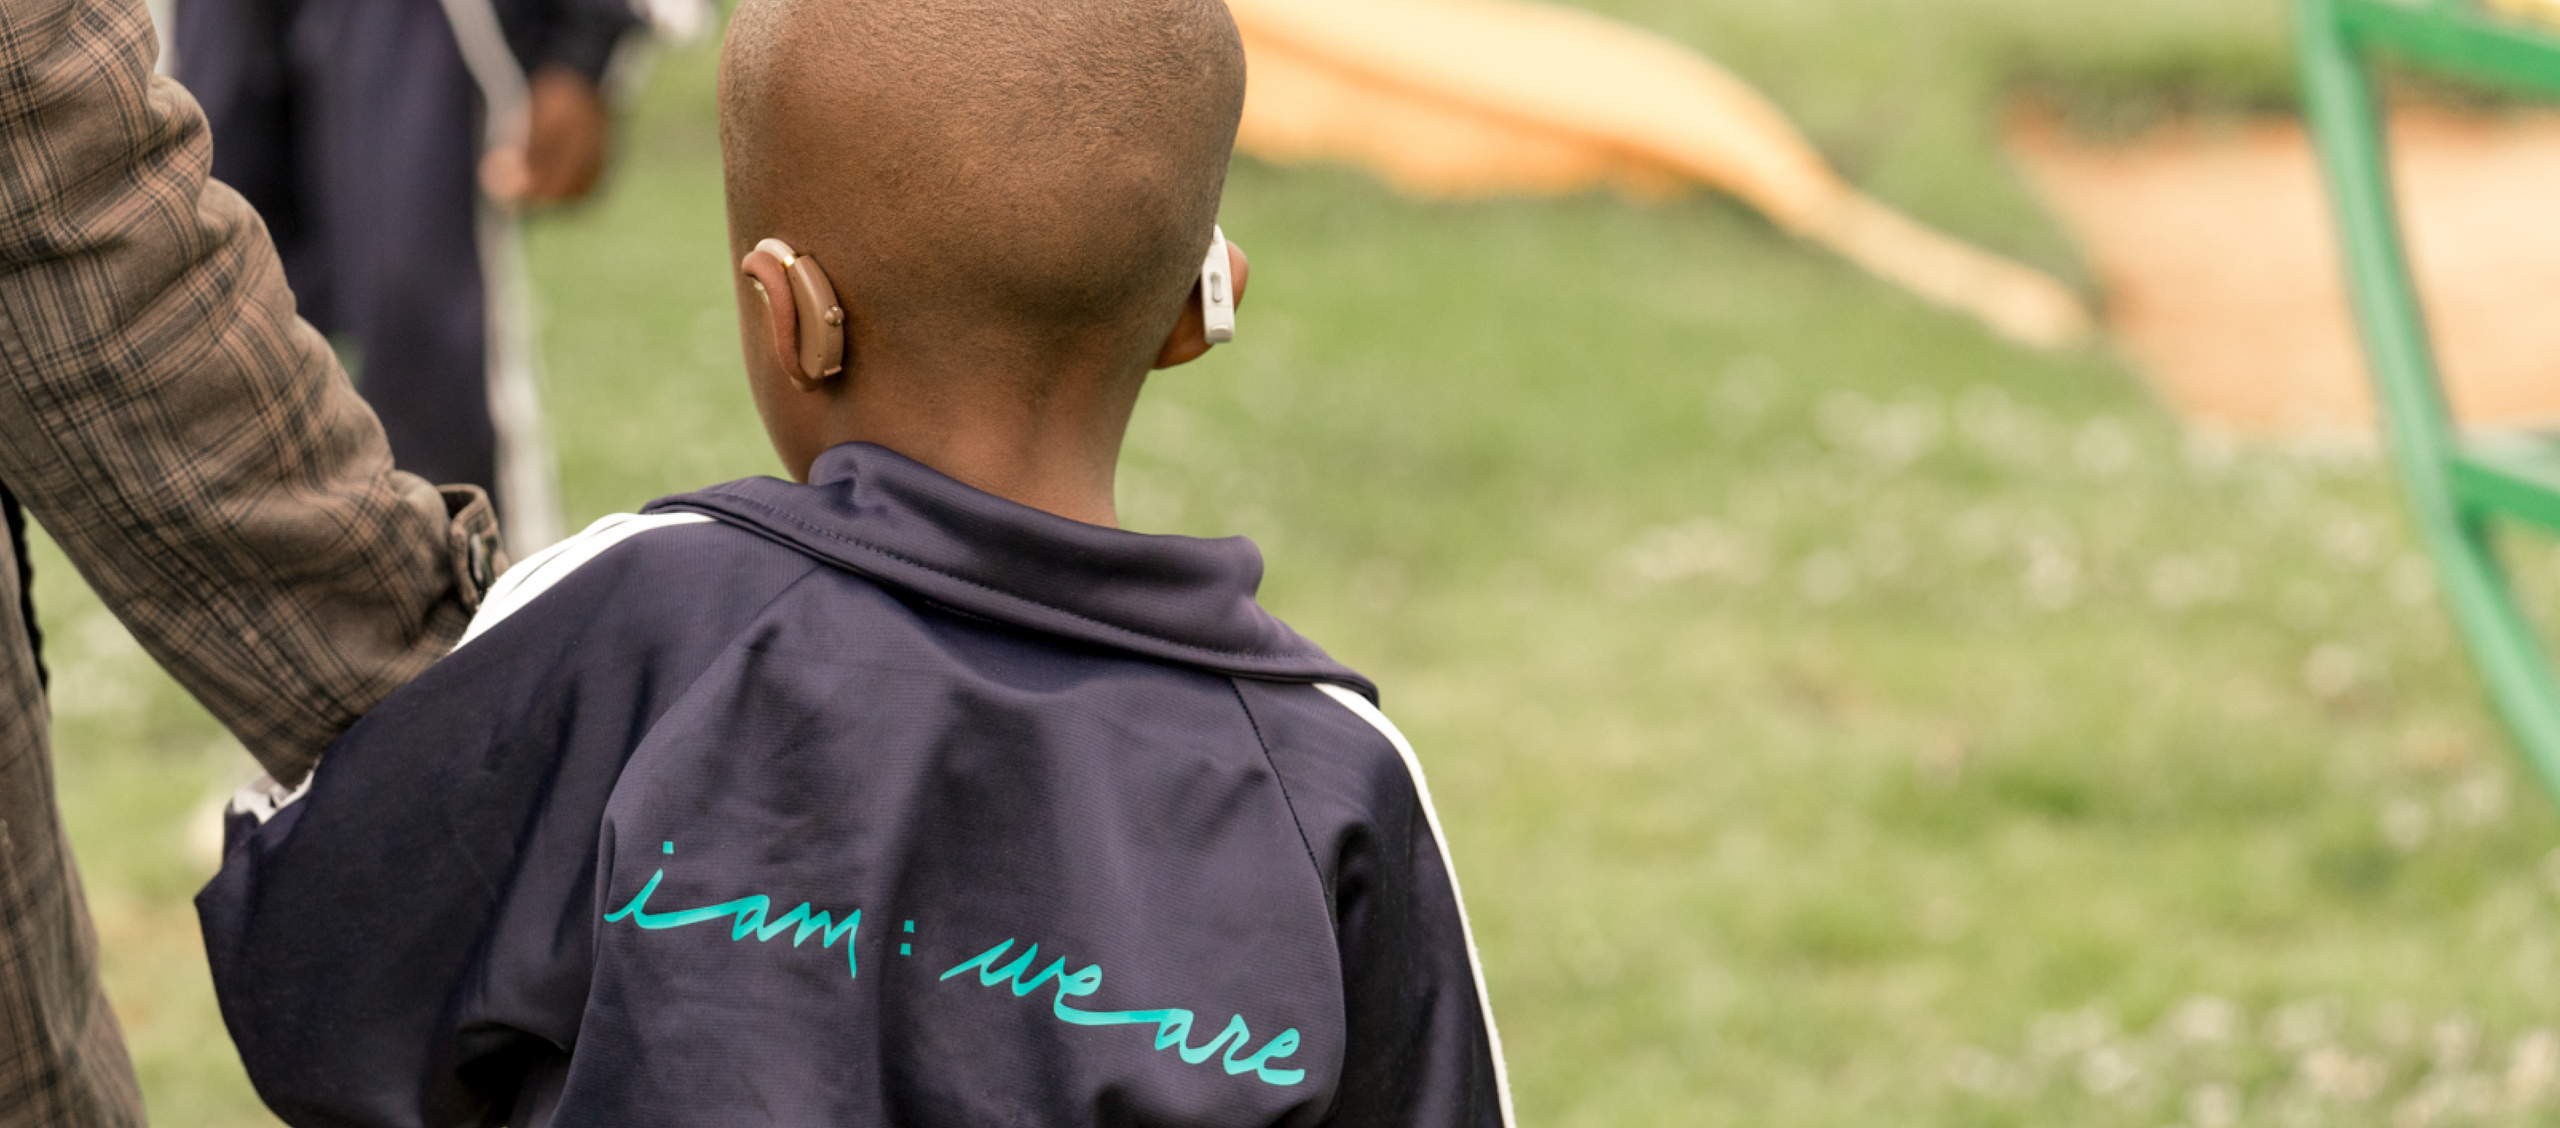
left=0, top=0, right=505, bottom=783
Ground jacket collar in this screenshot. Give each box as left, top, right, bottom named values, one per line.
left=648, top=443, right=1371, bottom=694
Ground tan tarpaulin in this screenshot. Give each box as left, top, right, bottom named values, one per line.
left=2483, top=0, right=2560, bottom=28
left=1230, top=0, right=2092, bottom=349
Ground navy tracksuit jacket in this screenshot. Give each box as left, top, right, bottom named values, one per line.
left=198, top=443, right=1513, bottom=1128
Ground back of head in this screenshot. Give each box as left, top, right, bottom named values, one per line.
left=721, top=0, right=1246, bottom=378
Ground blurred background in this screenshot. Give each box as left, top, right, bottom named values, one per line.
left=58, top=0, right=2560, bottom=1124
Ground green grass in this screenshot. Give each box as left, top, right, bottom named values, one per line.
left=42, top=1, right=2560, bottom=1124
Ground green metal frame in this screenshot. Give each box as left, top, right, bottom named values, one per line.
left=2298, top=0, right=2560, bottom=799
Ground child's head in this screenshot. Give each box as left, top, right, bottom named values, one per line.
left=718, top=0, right=1248, bottom=519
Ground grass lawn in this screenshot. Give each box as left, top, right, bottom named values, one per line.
left=40, top=1, right=2560, bottom=1124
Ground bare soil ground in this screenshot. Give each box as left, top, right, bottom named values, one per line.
left=2008, top=107, right=2560, bottom=440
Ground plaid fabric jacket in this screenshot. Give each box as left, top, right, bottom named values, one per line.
left=0, top=0, right=505, bottom=1121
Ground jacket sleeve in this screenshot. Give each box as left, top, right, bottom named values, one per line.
left=196, top=519, right=814, bottom=1128
left=1326, top=727, right=1513, bottom=1128
left=198, top=634, right=609, bottom=1128
left=0, top=0, right=502, bottom=783
left=1234, top=682, right=1514, bottom=1128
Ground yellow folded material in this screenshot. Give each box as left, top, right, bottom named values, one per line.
left=2482, top=0, right=2560, bottom=27
left=1231, top=0, right=2092, bottom=349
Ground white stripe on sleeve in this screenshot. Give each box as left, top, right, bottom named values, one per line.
left=1315, top=682, right=1516, bottom=1128
left=457, top=512, right=714, bottom=649
left=226, top=514, right=718, bottom=827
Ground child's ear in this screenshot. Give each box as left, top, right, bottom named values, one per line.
left=1154, top=240, right=1248, bottom=370
left=740, top=238, right=846, bottom=391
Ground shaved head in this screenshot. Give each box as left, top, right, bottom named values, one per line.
left=721, top=0, right=1246, bottom=378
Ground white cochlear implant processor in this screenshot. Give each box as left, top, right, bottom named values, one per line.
left=1200, top=224, right=1235, bottom=345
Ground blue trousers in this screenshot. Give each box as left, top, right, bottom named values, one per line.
left=175, top=0, right=500, bottom=504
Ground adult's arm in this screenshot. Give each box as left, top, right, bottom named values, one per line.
left=489, top=0, right=646, bottom=205
left=528, top=0, right=644, bottom=84
left=0, top=0, right=504, bottom=783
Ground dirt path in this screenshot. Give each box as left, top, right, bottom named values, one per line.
left=2007, top=107, right=2560, bottom=440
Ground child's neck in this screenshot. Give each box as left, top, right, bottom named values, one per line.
left=819, top=363, right=1146, bottom=529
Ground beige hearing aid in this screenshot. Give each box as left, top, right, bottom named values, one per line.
left=741, top=237, right=845, bottom=386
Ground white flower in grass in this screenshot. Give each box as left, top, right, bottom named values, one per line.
left=2506, top=1029, right=2558, bottom=1108
left=2319, top=511, right=2381, bottom=570
left=2299, top=1045, right=2387, bottom=1103
left=2382, top=798, right=2433, bottom=852
left=2394, top=1071, right=2497, bottom=1128
left=2183, top=427, right=2241, bottom=476
left=2187, top=1082, right=2241, bottom=1128
left=1945, top=505, right=2007, bottom=564
left=2302, top=643, right=2362, bottom=700
left=2271, top=999, right=2342, bottom=1052
left=1852, top=523, right=1910, bottom=583
left=1797, top=549, right=1856, bottom=606
left=1717, top=354, right=1779, bottom=423
left=2077, top=1044, right=2140, bottom=1098
left=1946, top=1046, right=2017, bottom=1099
left=2273, top=1093, right=2323, bottom=1128
left=1616, top=518, right=1768, bottom=588
left=2444, top=769, right=2507, bottom=828
left=2029, top=1007, right=2118, bottom=1062
left=1816, top=391, right=1942, bottom=471
left=2147, top=555, right=2226, bottom=610
left=2166, top=996, right=2246, bottom=1046
left=2430, top=1016, right=2478, bottom=1070
left=2074, top=417, right=2137, bottom=477
left=1956, top=386, right=2059, bottom=465
left=2021, top=537, right=2079, bottom=610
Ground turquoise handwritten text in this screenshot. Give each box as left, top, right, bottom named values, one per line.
left=603, top=853, right=862, bottom=979
left=941, top=939, right=1305, bottom=1086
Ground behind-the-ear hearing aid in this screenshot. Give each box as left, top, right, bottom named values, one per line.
left=741, top=237, right=845, bottom=385
left=1199, top=225, right=1235, bottom=345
